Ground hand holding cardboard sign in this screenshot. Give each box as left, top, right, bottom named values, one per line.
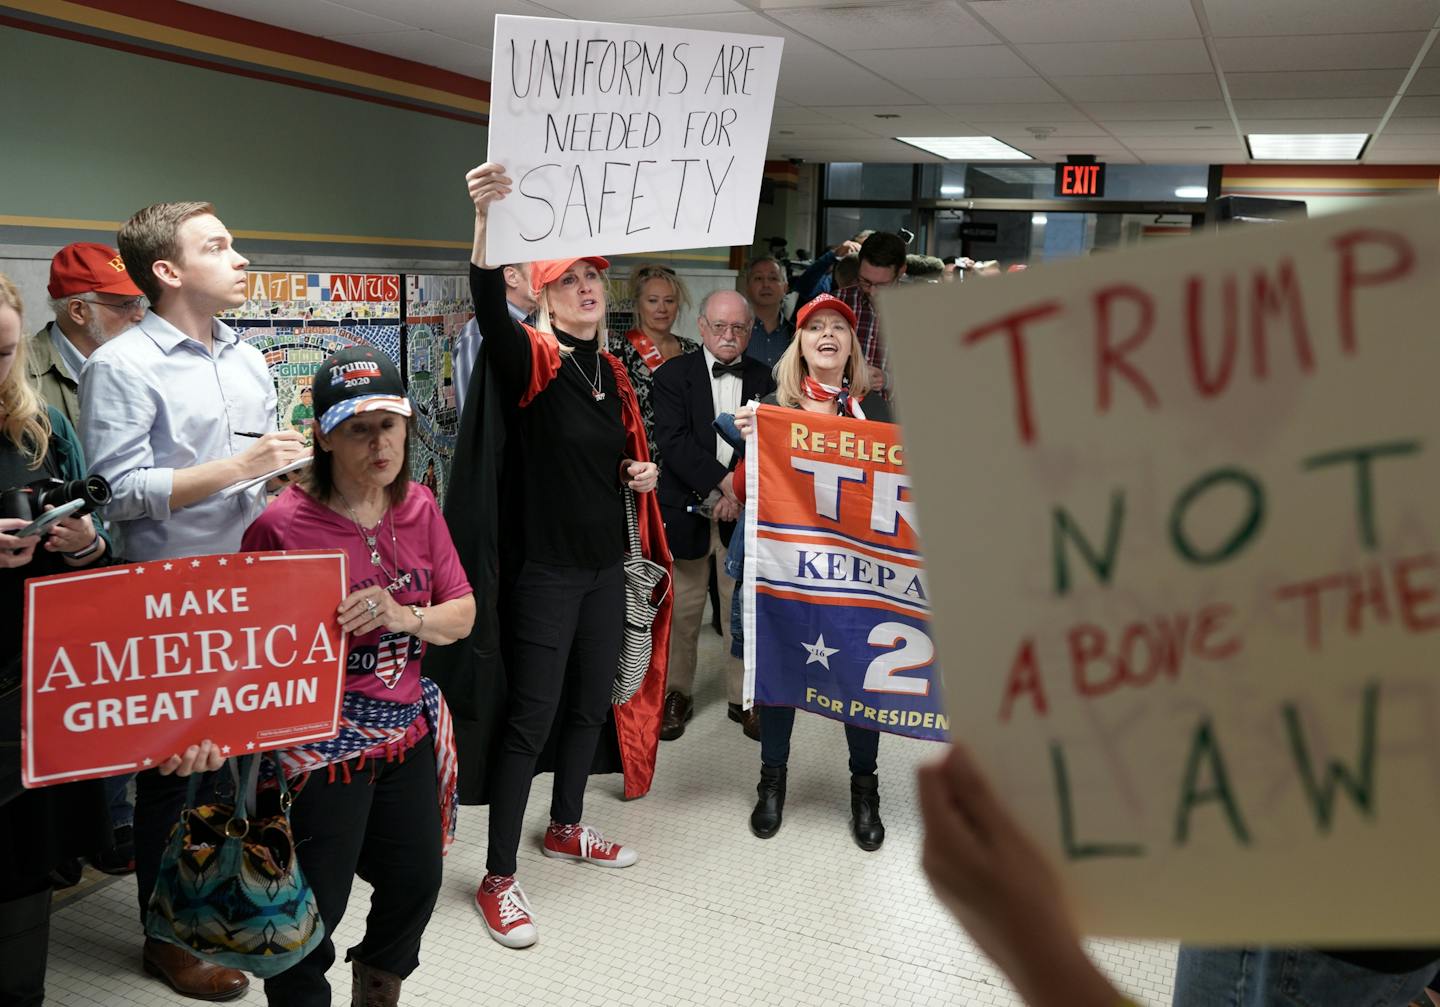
left=918, top=744, right=1122, bottom=1007
left=158, top=738, right=226, bottom=777
left=467, top=163, right=513, bottom=270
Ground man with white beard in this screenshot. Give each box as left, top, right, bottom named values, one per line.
left=29, top=242, right=146, bottom=429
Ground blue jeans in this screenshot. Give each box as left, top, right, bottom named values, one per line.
left=1173, top=948, right=1440, bottom=1007
left=102, top=773, right=133, bottom=828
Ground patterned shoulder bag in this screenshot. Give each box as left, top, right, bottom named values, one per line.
left=145, top=754, right=324, bottom=977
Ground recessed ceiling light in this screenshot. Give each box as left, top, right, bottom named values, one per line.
left=1032, top=214, right=1048, bottom=225
left=895, top=136, right=1032, bottom=160
left=940, top=184, right=965, bottom=195
left=1175, top=186, right=1208, bottom=198
left=1246, top=133, right=1369, bottom=160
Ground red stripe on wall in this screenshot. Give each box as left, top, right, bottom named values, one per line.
left=66, top=0, right=490, bottom=101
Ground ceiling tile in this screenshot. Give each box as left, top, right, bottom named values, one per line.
left=1378, top=116, right=1440, bottom=133
left=1214, top=32, right=1427, bottom=72
left=1018, top=39, right=1213, bottom=76
left=1364, top=133, right=1440, bottom=148
left=328, top=0, right=554, bottom=44
left=1203, top=0, right=1440, bottom=37
left=777, top=71, right=922, bottom=106
left=848, top=45, right=1034, bottom=79
left=914, top=78, right=1065, bottom=102
left=1077, top=99, right=1230, bottom=119
left=768, top=2, right=1000, bottom=49
left=1236, top=118, right=1382, bottom=134
left=769, top=106, right=843, bottom=124
left=186, top=0, right=412, bottom=35
left=1053, top=74, right=1222, bottom=102
left=627, top=9, right=795, bottom=35
left=538, top=0, right=745, bottom=17
left=984, top=122, right=1111, bottom=138
left=769, top=122, right=876, bottom=139
left=1230, top=97, right=1394, bottom=117
left=939, top=101, right=1089, bottom=122
left=1102, top=119, right=1236, bottom=135
left=1118, top=135, right=1252, bottom=149
left=1396, top=96, right=1440, bottom=115
left=965, top=0, right=1202, bottom=43
left=1405, top=67, right=1440, bottom=94
left=1225, top=69, right=1407, bottom=99
left=325, top=29, right=491, bottom=76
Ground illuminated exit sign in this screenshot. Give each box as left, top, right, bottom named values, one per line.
left=1054, top=161, right=1106, bottom=197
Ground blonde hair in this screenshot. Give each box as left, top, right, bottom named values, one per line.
left=534, top=268, right=611, bottom=356
left=0, top=274, right=51, bottom=467
left=773, top=313, right=870, bottom=409
left=627, top=264, right=692, bottom=316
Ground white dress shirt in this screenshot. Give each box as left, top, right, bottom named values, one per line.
left=79, top=311, right=276, bottom=561
left=702, top=346, right=743, bottom=468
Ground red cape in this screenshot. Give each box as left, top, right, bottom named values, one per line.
left=426, top=323, right=671, bottom=803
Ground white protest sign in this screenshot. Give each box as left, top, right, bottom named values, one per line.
left=484, top=15, right=782, bottom=264
left=881, top=199, right=1440, bottom=942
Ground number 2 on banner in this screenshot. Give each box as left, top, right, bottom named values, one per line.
left=863, top=622, right=934, bottom=696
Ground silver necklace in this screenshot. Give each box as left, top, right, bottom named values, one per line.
left=336, top=490, right=412, bottom=594
left=567, top=352, right=606, bottom=402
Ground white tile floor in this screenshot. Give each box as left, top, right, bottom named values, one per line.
left=44, top=625, right=1178, bottom=1006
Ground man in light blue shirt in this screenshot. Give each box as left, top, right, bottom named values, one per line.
left=79, top=200, right=307, bottom=1002
left=452, top=260, right=533, bottom=418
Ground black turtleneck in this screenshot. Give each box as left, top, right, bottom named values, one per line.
left=471, top=263, right=626, bottom=568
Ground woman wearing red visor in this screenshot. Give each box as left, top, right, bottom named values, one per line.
left=426, top=163, right=672, bottom=951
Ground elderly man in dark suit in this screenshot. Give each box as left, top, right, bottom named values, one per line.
left=653, top=289, right=775, bottom=741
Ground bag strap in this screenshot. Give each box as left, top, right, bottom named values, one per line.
left=623, top=487, right=642, bottom=558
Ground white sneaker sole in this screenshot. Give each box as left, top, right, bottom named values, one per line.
left=541, top=846, right=638, bottom=869
left=473, top=896, right=537, bottom=949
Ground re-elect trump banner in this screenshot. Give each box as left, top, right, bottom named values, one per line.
left=23, top=551, right=349, bottom=787
left=742, top=405, right=945, bottom=741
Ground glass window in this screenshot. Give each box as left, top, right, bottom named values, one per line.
left=823, top=207, right=913, bottom=250
left=920, top=163, right=970, bottom=199
left=825, top=163, right=914, bottom=201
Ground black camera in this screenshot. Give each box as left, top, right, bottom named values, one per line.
left=0, top=476, right=112, bottom=523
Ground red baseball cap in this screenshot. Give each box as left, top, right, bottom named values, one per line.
left=530, top=256, right=611, bottom=294
left=795, top=293, right=858, bottom=332
left=48, top=243, right=143, bottom=299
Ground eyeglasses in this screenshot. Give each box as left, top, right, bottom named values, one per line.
left=80, top=295, right=145, bottom=313
left=856, top=274, right=899, bottom=294
left=703, top=319, right=749, bottom=336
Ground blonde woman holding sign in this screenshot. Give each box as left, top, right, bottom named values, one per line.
left=732, top=293, right=891, bottom=850
left=426, top=163, right=672, bottom=952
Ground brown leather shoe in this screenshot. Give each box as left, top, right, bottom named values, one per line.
left=659, top=691, right=693, bottom=740
left=353, top=959, right=403, bottom=1007
left=142, top=939, right=249, bottom=1001
left=741, top=707, right=761, bottom=742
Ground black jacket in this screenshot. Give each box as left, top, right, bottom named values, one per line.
left=652, top=349, right=774, bottom=560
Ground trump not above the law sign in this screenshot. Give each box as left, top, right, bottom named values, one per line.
left=880, top=198, right=1440, bottom=943
left=484, top=15, right=782, bottom=264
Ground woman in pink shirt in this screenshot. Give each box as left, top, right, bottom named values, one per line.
left=242, top=347, right=475, bottom=1007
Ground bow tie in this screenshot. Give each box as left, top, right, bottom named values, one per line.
left=712, top=360, right=745, bottom=378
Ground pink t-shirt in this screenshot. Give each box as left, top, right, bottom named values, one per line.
left=241, top=484, right=472, bottom=705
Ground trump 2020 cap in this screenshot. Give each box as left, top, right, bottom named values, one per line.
left=311, top=347, right=412, bottom=435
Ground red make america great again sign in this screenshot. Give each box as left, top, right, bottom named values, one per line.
left=23, top=551, right=349, bottom=788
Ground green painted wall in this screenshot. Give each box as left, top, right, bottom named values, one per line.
left=0, top=26, right=482, bottom=243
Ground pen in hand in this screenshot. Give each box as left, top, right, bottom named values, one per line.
left=235, top=431, right=265, bottom=438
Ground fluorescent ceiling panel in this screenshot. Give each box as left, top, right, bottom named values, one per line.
left=894, top=136, right=1033, bottom=159
left=1245, top=133, right=1369, bottom=159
